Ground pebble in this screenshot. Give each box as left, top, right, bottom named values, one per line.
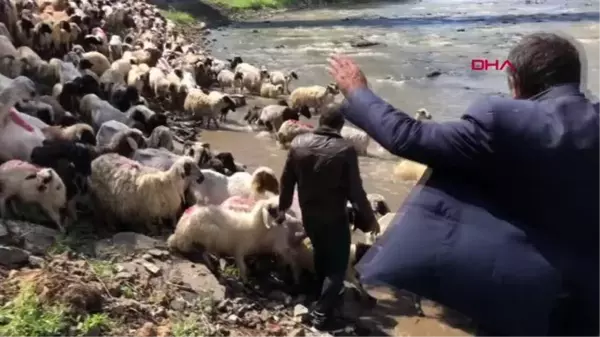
left=293, top=304, right=309, bottom=317
left=141, top=261, right=161, bottom=275
left=227, top=314, right=239, bottom=323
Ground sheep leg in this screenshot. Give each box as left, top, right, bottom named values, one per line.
left=67, top=198, right=78, bottom=222
left=234, top=253, right=249, bottom=283
left=43, top=204, right=65, bottom=233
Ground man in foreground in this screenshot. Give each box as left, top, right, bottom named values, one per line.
left=277, top=107, right=379, bottom=329
left=328, top=32, right=599, bottom=335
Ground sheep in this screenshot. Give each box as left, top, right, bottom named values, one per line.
left=14, top=99, right=54, bottom=124
left=216, top=69, right=242, bottom=94
left=51, top=20, right=72, bottom=57
left=289, top=83, right=339, bottom=115
left=276, top=119, right=314, bottom=149
left=257, top=103, right=311, bottom=133
left=88, top=153, right=204, bottom=234
left=99, top=68, right=126, bottom=96
left=79, top=94, right=152, bottom=131
left=148, top=66, right=175, bottom=99
left=109, top=85, right=141, bottom=112
left=226, top=166, right=280, bottom=201
left=269, top=70, right=298, bottom=94
left=415, top=108, right=432, bottom=121
left=108, top=34, right=123, bottom=61
left=341, top=125, right=370, bottom=156
left=259, top=82, right=284, bottom=99
left=238, top=69, right=264, bottom=95
left=146, top=125, right=174, bottom=151
left=0, top=160, right=67, bottom=232
left=41, top=123, right=96, bottom=145
left=167, top=197, right=304, bottom=283
left=81, top=51, right=110, bottom=76
left=32, top=22, right=53, bottom=57
left=127, top=64, right=150, bottom=94
left=95, top=120, right=147, bottom=149
left=183, top=89, right=236, bottom=129
left=0, top=55, right=23, bottom=78
left=110, top=58, right=135, bottom=79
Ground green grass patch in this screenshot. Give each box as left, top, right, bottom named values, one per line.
left=211, top=0, right=287, bottom=10
left=0, top=285, right=69, bottom=336
left=160, top=8, right=197, bottom=25
left=172, top=314, right=209, bottom=337
left=76, top=313, right=114, bottom=336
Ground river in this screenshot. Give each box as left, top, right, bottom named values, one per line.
left=192, top=1, right=599, bottom=333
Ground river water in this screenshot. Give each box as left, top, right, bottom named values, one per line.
left=192, top=1, right=599, bottom=333
left=200, top=0, right=599, bottom=210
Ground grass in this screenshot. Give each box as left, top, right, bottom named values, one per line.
left=0, top=285, right=69, bottom=336
left=172, top=314, right=209, bottom=337
left=0, top=284, right=116, bottom=336
left=160, top=8, right=197, bottom=25
left=211, top=0, right=286, bottom=10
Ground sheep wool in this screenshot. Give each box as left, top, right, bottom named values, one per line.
left=0, top=160, right=67, bottom=232
left=88, top=153, right=204, bottom=234
left=259, top=82, right=284, bottom=99
left=81, top=51, right=111, bottom=76
left=276, top=119, right=314, bottom=148
left=183, top=89, right=235, bottom=128
left=340, top=125, right=370, bottom=156
left=289, top=84, right=339, bottom=115
left=167, top=197, right=303, bottom=282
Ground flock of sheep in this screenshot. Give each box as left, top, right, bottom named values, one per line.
left=0, top=0, right=434, bottom=300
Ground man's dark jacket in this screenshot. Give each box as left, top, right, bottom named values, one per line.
left=278, top=126, right=376, bottom=229
left=341, top=84, right=599, bottom=335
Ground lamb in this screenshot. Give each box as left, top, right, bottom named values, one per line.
left=183, top=89, right=236, bottom=129
left=341, top=125, right=370, bottom=156
left=167, top=197, right=304, bottom=282
left=289, top=83, right=339, bottom=115
left=276, top=119, right=314, bottom=149
left=216, top=69, right=242, bottom=94
left=269, top=70, right=298, bottom=94
left=88, top=153, right=204, bottom=234
left=81, top=51, right=111, bottom=77
left=0, top=160, right=67, bottom=232
left=259, top=82, right=284, bottom=99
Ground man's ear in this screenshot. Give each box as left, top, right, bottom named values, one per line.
left=508, top=74, right=520, bottom=99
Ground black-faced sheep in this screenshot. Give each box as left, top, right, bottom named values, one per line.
left=183, top=89, right=236, bottom=129
left=258, top=103, right=311, bottom=133
left=88, top=153, right=204, bottom=234
left=167, top=197, right=304, bottom=282
left=0, top=160, right=67, bottom=232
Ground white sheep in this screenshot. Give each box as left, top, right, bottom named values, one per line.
left=216, top=69, right=242, bottom=94
left=238, top=69, right=265, bottom=95
left=191, top=166, right=279, bottom=206
left=148, top=66, right=174, bottom=99
left=110, top=58, right=135, bottom=79
left=269, top=70, right=298, bottom=94
left=127, top=63, right=149, bottom=93
left=109, top=35, right=123, bottom=61
left=183, top=89, right=236, bottom=129
left=88, top=153, right=204, bottom=234
left=259, top=82, right=284, bottom=99
left=0, top=160, right=67, bottom=232
left=289, top=83, right=339, bottom=115
left=167, top=197, right=304, bottom=282
left=276, top=119, right=314, bottom=149
left=341, top=125, right=370, bottom=156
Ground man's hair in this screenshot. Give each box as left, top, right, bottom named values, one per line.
left=318, top=103, right=345, bottom=130
left=507, top=32, right=581, bottom=98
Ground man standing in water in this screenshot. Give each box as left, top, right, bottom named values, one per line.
left=327, top=32, right=599, bottom=335
left=276, top=106, right=379, bottom=329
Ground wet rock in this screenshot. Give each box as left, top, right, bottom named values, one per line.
left=95, top=232, right=165, bottom=259
left=426, top=70, right=442, bottom=78
left=293, top=304, right=309, bottom=317
left=2, top=220, right=60, bottom=255
left=164, top=259, right=225, bottom=302
left=456, top=28, right=465, bottom=32
left=349, top=36, right=381, bottom=48
left=0, top=245, right=30, bottom=267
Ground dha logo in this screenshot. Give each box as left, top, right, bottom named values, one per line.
left=471, top=59, right=516, bottom=72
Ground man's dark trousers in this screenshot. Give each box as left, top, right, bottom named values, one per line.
left=302, top=213, right=351, bottom=319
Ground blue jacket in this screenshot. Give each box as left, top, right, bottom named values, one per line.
left=342, top=84, right=599, bottom=335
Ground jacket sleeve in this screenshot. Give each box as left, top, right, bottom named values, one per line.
left=345, top=146, right=377, bottom=230
left=278, top=147, right=297, bottom=212
left=341, top=87, right=494, bottom=171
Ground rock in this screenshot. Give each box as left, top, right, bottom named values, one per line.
left=94, top=232, right=165, bottom=259
left=115, top=271, right=134, bottom=280
left=349, top=37, right=381, bottom=48
left=227, top=314, right=239, bottom=323
left=141, top=261, right=161, bottom=275
left=426, top=70, right=442, bottom=78
left=293, top=304, right=309, bottom=317
left=147, top=249, right=169, bottom=258
left=217, top=299, right=230, bottom=311
left=289, top=327, right=306, bottom=337
left=169, top=298, right=186, bottom=311
left=142, top=254, right=153, bottom=261
left=28, top=255, right=45, bottom=267
left=164, top=259, right=225, bottom=302
left=2, top=220, right=60, bottom=255
left=0, top=245, right=30, bottom=267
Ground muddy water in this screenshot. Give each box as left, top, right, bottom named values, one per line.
left=202, top=0, right=599, bottom=211
left=196, top=1, right=599, bottom=333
